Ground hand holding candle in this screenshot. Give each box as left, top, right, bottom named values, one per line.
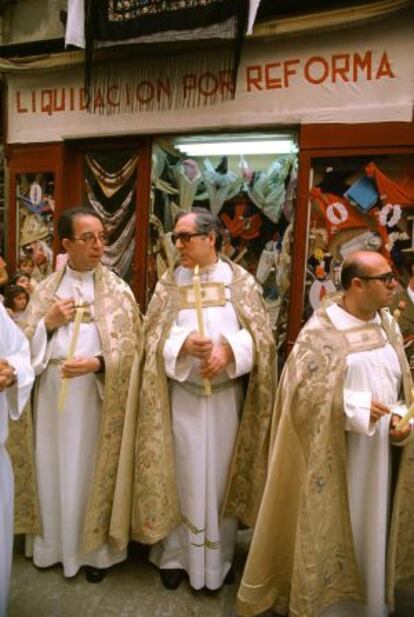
left=57, top=303, right=85, bottom=412
left=193, top=265, right=212, bottom=396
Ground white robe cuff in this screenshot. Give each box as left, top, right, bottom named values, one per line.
left=31, top=318, right=51, bottom=375
left=343, top=389, right=376, bottom=436
left=163, top=325, right=194, bottom=382
left=222, top=329, right=254, bottom=379
left=6, top=340, right=34, bottom=419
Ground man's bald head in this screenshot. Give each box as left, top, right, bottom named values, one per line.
left=341, top=251, right=391, bottom=290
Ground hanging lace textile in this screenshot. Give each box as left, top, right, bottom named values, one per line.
left=101, top=214, right=136, bottom=278
left=172, top=159, right=202, bottom=212
left=84, top=152, right=137, bottom=280
left=84, top=179, right=134, bottom=229
left=86, top=154, right=137, bottom=198
left=84, top=0, right=249, bottom=113
left=202, top=158, right=242, bottom=216
left=248, top=156, right=293, bottom=224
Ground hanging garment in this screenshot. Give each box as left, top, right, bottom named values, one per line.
left=366, top=162, right=414, bottom=207
left=86, top=155, right=137, bottom=199
left=101, top=214, right=136, bottom=278
left=248, top=157, right=293, bottom=224
left=220, top=203, right=262, bottom=241
left=85, top=179, right=134, bottom=228
left=172, top=160, right=202, bottom=212
left=282, top=158, right=298, bottom=222
left=202, top=159, right=242, bottom=216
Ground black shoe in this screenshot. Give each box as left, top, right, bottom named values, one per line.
left=84, top=566, right=107, bottom=583
left=160, top=568, right=184, bottom=590
left=224, top=566, right=235, bottom=585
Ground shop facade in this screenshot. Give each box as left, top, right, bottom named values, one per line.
left=3, top=7, right=414, bottom=350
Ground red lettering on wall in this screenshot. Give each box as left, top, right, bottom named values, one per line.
left=283, top=59, right=300, bottom=87
left=376, top=51, right=395, bottom=79
left=353, top=51, right=372, bottom=81
left=53, top=89, right=66, bottom=112
left=107, top=84, right=120, bottom=107
left=16, top=92, right=28, bottom=113
left=332, top=54, right=350, bottom=82
left=136, top=81, right=155, bottom=104
left=183, top=74, right=197, bottom=98
left=265, top=62, right=282, bottom=89
left=246, top=65, right=263, bottom=91
left=80, top=88, right=89, bottom=110
left=41, top=90, right=53, bottom=115
left=304, top=56, right=329, bottom=84
left=157, top=79, right=171, bottom=102
left=198, top=73, right=219, bottom=97
left=219, top=70, right=234, bottom=96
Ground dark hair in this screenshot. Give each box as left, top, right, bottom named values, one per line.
left=12, top=270, right=31, bottom=285
left=57, top=207, right=103, bottom=241
left=18, top=256, right=34, bottom=267
left=4, top=284, right=29, bottom=310
left=340, top=257, right=367, bottom=290
left=174, top=208, right=223, bottom=251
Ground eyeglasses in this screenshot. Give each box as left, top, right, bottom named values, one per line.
left=72, top=232, right=108, bottom=245
left=171, top=232, right=205, bottom=245
left=359, top=272, right=396, bottom=284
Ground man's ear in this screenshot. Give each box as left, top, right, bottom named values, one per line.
left=61, top=238, right=70, bottom=252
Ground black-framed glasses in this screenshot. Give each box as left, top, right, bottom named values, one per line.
left=72, top=232, right=108, bottom=245
left=359, top=272, right=396, bottom=284
left=171, top=232, right=205, bottom=245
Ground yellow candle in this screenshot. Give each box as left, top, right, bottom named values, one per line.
left=57, top=305, right=85, bottom=412
left=193, top=265, right=211, bottom=396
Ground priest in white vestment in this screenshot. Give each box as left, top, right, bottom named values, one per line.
left=140, top=209, right=275, bottom=592
left=237, top=251, right=414, bottom=617
left=24, top=208, right=140, bottom=583
left=0, top=304, right=34, bottom=617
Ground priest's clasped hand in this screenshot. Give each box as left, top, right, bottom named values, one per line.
left=0, top=359, right=16, bottom=391
left=182, top=332, right=213, bottom=359
left=198, top=342, right=234, bottom=380
left=45, top=298, right=76, bottom=332
left=370, top=400, right=391, bottom=423
left=60, top=356, right=101, bottom=378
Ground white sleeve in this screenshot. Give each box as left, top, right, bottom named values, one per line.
left=222, top=328, right=254, bottom=379
left=343, top=388, right=376, bottom=436
left=163, top=325, right=195, bottom=381
left=1, top=305, right=34, bottom=419
left=30, top=318, right=52, bottom=375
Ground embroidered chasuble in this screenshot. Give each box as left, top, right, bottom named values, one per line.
left=124, top=259, right=275, bottom=588
left=236, top=304, right=414, bottom=617
left=6, top=263, right=141, bottom=574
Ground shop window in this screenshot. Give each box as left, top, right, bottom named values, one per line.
left=81, top=149, right=138, bottom=286
left=16, top=172, right=55, bottom=282
left=304, top=153, right=414, bottom=320
left=148, top=134, right=298, bottom=350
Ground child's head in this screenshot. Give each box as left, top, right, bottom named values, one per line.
left=18, top=256, right=34, bottom=275
left=12, top=271, right=32, bottom=294
left=4, top=284, right=29, bottom=312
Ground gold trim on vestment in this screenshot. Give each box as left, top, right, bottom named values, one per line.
left=179, top=282, right=226, bottom=309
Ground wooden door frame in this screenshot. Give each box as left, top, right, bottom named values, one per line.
left=287, top=121, right=414, bottom=352
left=6, top=142, right=64, bottom=274
left=63, top=136, right=153, bottom=310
